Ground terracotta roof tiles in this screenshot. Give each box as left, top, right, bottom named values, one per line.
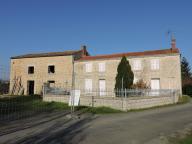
left=78, top=48, right=180, bottom=61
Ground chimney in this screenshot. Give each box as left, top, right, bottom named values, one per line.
left=81, top=45, right=87, bottom=56
left=171, top=34, right=176, bottom=50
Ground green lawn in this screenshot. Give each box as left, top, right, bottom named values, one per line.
left=169, top=135, right=192, bottom=144
left=180, top=137, right=192, bottom=144
left=0, top=95, right=70, bottom=115
left=0, top=95, right=123, bottom=116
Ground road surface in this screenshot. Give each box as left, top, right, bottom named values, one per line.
left=0, top=102, right=192, bottom=144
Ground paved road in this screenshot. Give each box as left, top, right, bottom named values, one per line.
left=75, top=103, right=192, bottom=144
left=0, top=102, right=192, bottom=144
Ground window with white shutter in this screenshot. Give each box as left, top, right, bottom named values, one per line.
left=98, top=62, right=105, bottom=72
left=85, top=79, right=92, bottom=93
left=151, top=59, right=160, bottom=70
left=134, top=77, right=138, bottom=84
left=85, top=63, right=92, bottom=72
left=133, top=60, right=142, bottom=70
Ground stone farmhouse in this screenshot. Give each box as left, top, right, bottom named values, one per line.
left=9, top=38, right=182, bottom=96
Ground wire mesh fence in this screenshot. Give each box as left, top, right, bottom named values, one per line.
left=44, top=83, right=180, bottom=98
left=0, top=95, right=70, bottom=122
left=43, top=84, right=180, bottom=111
left=0, top=83, right=180, bottom=123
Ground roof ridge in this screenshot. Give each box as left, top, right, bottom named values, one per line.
left=78, top=48, right=180, bottom=61
left=11, top=49, right=82, bottom=59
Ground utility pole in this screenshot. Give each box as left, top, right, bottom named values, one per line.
left=71, top=56, right=75, bottom=117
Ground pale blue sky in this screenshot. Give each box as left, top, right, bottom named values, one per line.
left=0, top=0, right=192, bottom=79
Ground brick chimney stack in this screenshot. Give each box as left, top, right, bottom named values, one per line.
left=81, top=45, right=88, bottom=56
left=171, top=34, right=176, bottom=50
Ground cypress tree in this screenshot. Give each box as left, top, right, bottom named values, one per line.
left=115, top=56, right=134, bottom=91
left=181, top=56, right=191, bottom=80
left=181, top=56, right=192, bottom=96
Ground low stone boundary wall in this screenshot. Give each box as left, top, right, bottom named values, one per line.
left=43, top=95, right=179, bottom=111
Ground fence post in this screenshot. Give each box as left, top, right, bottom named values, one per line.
left=125, top=89, right=127, bottom=111
left=92, top=95, right=94, bottom=107
left=121, top=89, right=123, bottom=111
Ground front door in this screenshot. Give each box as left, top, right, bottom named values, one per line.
left=27, top=81, right=34, bottom=95
left=99, top=80, right=106, bottom=96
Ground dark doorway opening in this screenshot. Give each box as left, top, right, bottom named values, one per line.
left=27, top=81, right=35, bottom=95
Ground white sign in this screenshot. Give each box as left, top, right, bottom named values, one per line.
left=69, top=90, right=81, bottom=106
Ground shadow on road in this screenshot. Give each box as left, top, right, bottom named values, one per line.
left=13, top=115, right=96, bottom=144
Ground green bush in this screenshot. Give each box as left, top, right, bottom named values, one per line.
left=182, top=84, right=192, bottom=96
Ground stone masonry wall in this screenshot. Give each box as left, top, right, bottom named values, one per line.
left=43, top=95, right=179, bottom=111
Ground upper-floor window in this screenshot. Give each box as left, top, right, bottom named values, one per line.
left=133, top=60, right=142, bottom=70
left=98, top=62, right=105, bottom=72
left=48, top=65, right=55, bottom=74
left=28, top=66, right=34, bottom=74
left=85, top=63, right=92, bottom=72
left=151, top=59, right=160, bottom=70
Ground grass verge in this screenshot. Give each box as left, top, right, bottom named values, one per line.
left=76, top=106, right=123, bottom=114
left=0, top=95, right=70, bottom=115
left=169, top=133, right=192, bottom=144
left=178, top=95, right=191, bottom=104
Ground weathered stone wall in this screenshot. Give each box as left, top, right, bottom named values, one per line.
left=75, top=54, right=182, bottom=94
left=43, top=95, right=179, bottom=111
left=10, top=56, right=73, bottom=95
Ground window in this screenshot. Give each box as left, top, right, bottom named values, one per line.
left=99, top=79, right=106, bottom=96
left=28, top=66, right=34, bottom=74
left=85, top=79, right=92, bottom=92
left=133, top=77, right=138, bottom=84
left=133, top=60, right=142, bottom=70
left=48, top=65, right=55, bottom=74
left=151, top=59, right=160, bottom=70
left=98, top=62, right=105, bottom=72
left=85, top=63, right=92, bottom=72
left=48, top=80, right=55, bottom=87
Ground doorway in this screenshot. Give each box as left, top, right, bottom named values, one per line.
left=27, top=80, right=35, bottom=95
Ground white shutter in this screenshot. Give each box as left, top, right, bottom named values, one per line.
left=134, top=77, right=138, bottom=84
left=99, top=63, right=105, bottom=72
left=151, top=59, right=159, bottom=70
left=133, top=60, right=141, bottom=70
left=99, top=80, right=106, bottom=96
left=85, top=79, right=92, bottom=92
left=151, top=79, right=160, bottom=89
left=85, top=63, right=92, bottom=72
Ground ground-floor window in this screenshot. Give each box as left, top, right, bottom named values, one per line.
left=99, top=79, right=106, bottom=96
left=151, top=78, right=160, bottom=90
left=48, top=80, right=55, bottom=87
left=85, top=79, right=92, bottom=93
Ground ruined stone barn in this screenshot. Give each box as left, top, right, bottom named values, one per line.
left=9, top=38, right=182, bottom=95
